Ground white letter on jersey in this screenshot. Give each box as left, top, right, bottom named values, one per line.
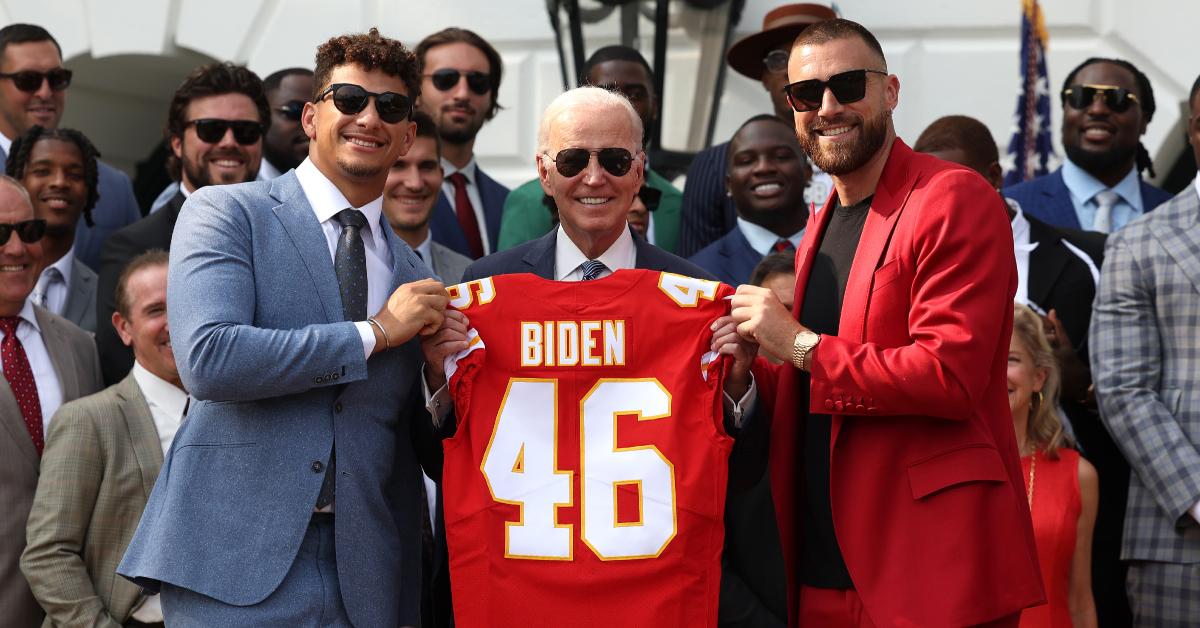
left=657, top=273, right=719, bottom=308
left=521, top=323, right=543, bottom=367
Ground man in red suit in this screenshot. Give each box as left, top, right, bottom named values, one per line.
left=727, top=19, right=1044, bottom=627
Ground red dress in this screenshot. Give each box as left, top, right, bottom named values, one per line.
left=1020, top=447, right=1082, bottom=628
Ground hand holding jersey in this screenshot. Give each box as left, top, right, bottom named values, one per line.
left=370, top=277, right=450, bottom=354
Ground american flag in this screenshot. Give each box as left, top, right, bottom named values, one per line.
left=1002, top=0, right=1057, bottom=186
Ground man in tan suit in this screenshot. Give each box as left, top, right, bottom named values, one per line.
left=0, top=175, right=101, bottom=628
left=23, top=250, right=183, bottom=628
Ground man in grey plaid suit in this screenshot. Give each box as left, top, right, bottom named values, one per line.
left=1090, top=73, right=1200, bottom=625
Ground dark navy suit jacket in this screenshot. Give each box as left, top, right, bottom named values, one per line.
left=689, top=227, right=764, bottom=287
left=1003, top=168, right=1173, bottom=230
left=432, top=166, right=509, bottom=259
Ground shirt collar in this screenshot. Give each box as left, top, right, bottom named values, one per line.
left=131, top=361, right=188, bottom=418
left=179, top=181, right=193, bottom=198
left=442, top=156, right=478, bottom=182
left=1007, top=199, right=1038, bottom=252
left=415, top=230, right=434, bottom=263
left=295, top=158, right=387, bottom=251
left=258, top=158, right=283, bottom=180
left=554, top=225, right=636, bottom=281
left=0, top=130, right=11, bottom=156
left=13, top=298, right=40, bottom=332
left=43, top=246, right=75, bottom=286
left=1061, top=157, right=1143, bottom=212
left=735, top=217, right=804, bottom=256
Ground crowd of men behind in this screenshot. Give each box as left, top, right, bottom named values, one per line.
left=0, top=3, right=1198, bottom=627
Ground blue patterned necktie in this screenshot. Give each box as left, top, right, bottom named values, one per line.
left=580, top=259, right=607, bottom=281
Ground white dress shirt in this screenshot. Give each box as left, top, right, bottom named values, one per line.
left=32, top=247, right=75, bottom=316
left=1008, top=202, right=1039, bottom=308
left=441, top=156, right=491, bottom=255
left=0, top=130, right=11, bottom=155
left=735, top=217, right=805, bottom=256
left=258, top=158, right=283, bottom=181
left=294, top=158, right=393, bottom=358
left=2, top=299, right=63, bottom=435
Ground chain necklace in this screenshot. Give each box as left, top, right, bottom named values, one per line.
left=1026, top=451, right=1037, bottom=509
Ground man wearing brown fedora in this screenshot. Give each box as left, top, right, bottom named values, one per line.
left=679, top=3, right=835, bottom=258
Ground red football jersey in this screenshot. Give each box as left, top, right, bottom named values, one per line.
left=442, top=269, right=734, bottom=628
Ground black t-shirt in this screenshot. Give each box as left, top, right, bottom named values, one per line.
left=799, top=194, right=872, bottom=588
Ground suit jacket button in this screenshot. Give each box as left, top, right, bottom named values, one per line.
left=824, top=399, right=834, bottom=410
left=334, top=402, right=343, bottom=413
left=311, top=461, right=324, bottom=473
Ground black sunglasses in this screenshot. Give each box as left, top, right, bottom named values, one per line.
left=783, top=68, right=888, bottom=112
left=545, top=148, right=636, bottom=178
left=0, top=68, right=72, bottom=92
left=426, top=69, right=492, bottom=95
left=1062, top=84, right=1140, bottom=113
left=0, top=219, right=47, bottom=244
left=187, top=119, right=264, bottom=145
left=315, top=83, right=412, bottom=124
left=274, top=100, right=306, bottom=121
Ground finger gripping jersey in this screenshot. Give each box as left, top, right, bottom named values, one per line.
left=443, top=269, right=734, bottom=628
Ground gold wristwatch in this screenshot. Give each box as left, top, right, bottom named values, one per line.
left=791, top=330, right=821, bottom=371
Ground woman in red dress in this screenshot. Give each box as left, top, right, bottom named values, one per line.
left=1009, top=304, right=1099, bottom=627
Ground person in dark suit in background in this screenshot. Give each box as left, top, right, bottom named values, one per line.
left=691, top=115, right=809, bottom=286
left=416, top=28, right=509, bottom=259
left=1005, top=58, right=1172, bottom=233
left=96, top=62, right=268, bottom=385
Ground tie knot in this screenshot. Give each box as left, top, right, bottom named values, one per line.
left=42, top=266, right=62, bottom=282
left=333, top=208, right=367, bottom=231
left=1093, top=190, right=1120, bottom=208
left=0, top=316, right=19, bottom=335
left=773, top=239, right=795, bottom=253
left=448, top=172, right=468, bottom=189
left=580, top=259, right=607, bottom=281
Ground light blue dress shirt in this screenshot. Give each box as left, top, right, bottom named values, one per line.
left=1060, top=158, right=1144, bottom=231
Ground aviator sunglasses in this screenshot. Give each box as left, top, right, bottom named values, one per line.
left=314, top=83, right=413, bottom=123
left=783, top=68, right=888, bottom=112
left=0, top=68, right=72, bottom=92
left=0, top=219, right=47, bottom=244
left=425, top=69, right=492, bottom=95
left=1062, top=84, right=1140, bottom=113
left=186, top=119, right=265, bottom=145
left=544, top=148, right=636, bottom=178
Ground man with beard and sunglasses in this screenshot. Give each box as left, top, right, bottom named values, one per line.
left=262, top=67, right=314, bottom=179
left=1005, top=58, right=1172, bottom=233
left=416, top=28, right=510, bottom=260
left=0, top=24, right=141, bottom=272
left=724, top=19, right=1043, bottom=626
left=117, top=29, right=446, bottom=628
left=96, top=62, right=268, bottom=386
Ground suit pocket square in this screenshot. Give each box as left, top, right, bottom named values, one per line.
left=907, top=444, right=1007, bottom=500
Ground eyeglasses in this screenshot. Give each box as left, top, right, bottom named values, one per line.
left=274, top=100, right=306, bottom=121
left=0, top=69, right=72, bottom=93
left=186, top=119, right=264, bottom=145
left=0, top=219, right=47, bottom=244
left=425, top=69, right=492, bottom=95
left=783, top=68, right=889, bottom=112
left=763, top=50, right=789, bottom=74
left=1062, top=84, right=1140, bottom=113
left=314, top=83, right=412, bottom=124
left=544, top=148, right=636, bottom=178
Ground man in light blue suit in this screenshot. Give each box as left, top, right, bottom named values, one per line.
left=0, top=24, right=141, bottom=271
left=118, top=29, right=449, bottom=627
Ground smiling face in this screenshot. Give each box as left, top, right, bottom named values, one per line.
left=419, top=42, right=494, bottom=145
left=1007, top=334, right=1047, bottom=426
left=0, top=41, right=65, bottom=139
left=113, top=263, right=179, bottom=387
left=0, top=182, right=42, bottom=316
left=265, top=72, right=314, bottom=171
left=789, top=37, right=896, bottom=176
left=1061, top=62, right=1146, bottom=178
left=727, top=119, right=810, bottom=229
left=383, top=135, right=442, bottom=234
left=304, top=64, right=416, bottom=198
left=172, top=92, right=263, bottom=191
left=20, top=137, right=85, bottom=237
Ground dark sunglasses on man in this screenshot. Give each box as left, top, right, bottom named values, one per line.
left=0, top=219, right=47, bottom=244
left=425, top=68, right=492, bottom=95
left=274, top=100, right=306, bottom=122
left=783, top=68, right=888, bottom=113
left=314, top=83, right=412, bottom=124
left=1061, top=84, right=1140, bottom=113
left=0, top=68, right=72, bottom=93
left=545, top=147, right=636, bottom=178
left=186, top=119, right=265, bottom=145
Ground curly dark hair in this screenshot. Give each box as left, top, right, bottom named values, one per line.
left=164, top=62, right=270, bottom=180
left=1062, top=57, right=1158, bottom=178
left=314, top=27, right=421, bottom=108
left=416, top=27, right=503, bottom=119
left=5, top=125, right=100, bottom=227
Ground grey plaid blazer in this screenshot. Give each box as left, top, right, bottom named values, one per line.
left=1090, top=184, right=1200, bottom=562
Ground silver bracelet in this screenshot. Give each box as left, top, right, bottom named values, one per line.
left=366, top=317, right=391, bottom=350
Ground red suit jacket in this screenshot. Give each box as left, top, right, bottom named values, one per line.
left=756, top=139, right=1045, bottom=627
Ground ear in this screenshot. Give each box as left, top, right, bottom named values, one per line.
left=112, top=311, right=134, bottom=348
left=536, top=152, right=553, bottom=196
left=170, top=133, right=183, bottom=159
left=1033, top=367, right=1048, bottom=393
left=884, top=73, right=900, bottom=113
left=395, top=120, right=417, bottom=157
left=301, top=101, right=318, bottom=141
left=986, top=161, right=1005, bottom=190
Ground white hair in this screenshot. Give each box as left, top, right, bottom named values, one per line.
left=536, top=86, right=643, bottom=153
left=0, top=175, right=34, bottom=211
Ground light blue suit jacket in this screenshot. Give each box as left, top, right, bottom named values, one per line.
left=117, top=171, right=440, bottom=627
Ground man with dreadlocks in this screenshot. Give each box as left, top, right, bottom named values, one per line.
left=6, top=125, right=99, bottom=332
left=1006, top=57, right=1173, bottom=233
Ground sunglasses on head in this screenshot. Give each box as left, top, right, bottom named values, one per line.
left=0, top=219, right=47, bottom=244
left=315, top=83, right=412, bottom=124
left=545, top=148, right=636, bottom=178
left=426, top=69, right=492, bottom=95
left=187, top=119, right=264, bottom=145
left=783, top=68, right=888, bottom=112
left=274, top=100, right=306, bottom=121
left=763, top=50, right=789, bottom=74
left=0, top=68, right=72, bottom=92
left=1062, top=84, right=1140, bottom=113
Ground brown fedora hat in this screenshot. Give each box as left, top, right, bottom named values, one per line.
left=726, top=3, right=837, bottom=80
